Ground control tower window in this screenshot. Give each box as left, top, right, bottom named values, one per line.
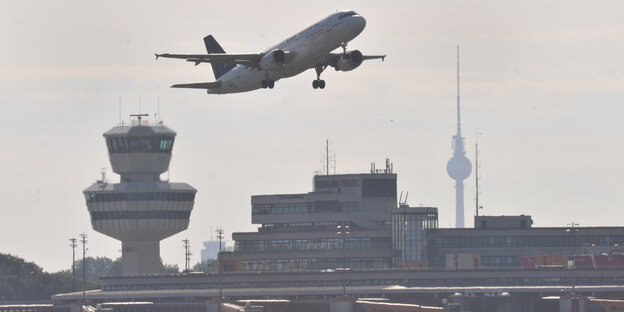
left=107, top=136, right=174, bottom=153
left=159, top=137, right=174, bottom=151
left=128, top=137, right=141, bottom=150
left=84, top=191, right=195, bottom=203
left=107, top=137, right=128, bottom=153
left=139, top=137, right=152, bottom=150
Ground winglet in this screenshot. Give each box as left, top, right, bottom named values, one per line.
left=155, top=53, right=159, bottom=60
left=382, top=55, right=386, bottom=62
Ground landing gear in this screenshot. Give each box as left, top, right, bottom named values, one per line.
left=261, top=79, right=275, bottom=89
left=341, top=41, right=348, bottom=54
left=312, top=79, right=325, bottom=89
left=312, top=64, right=327, bottom=89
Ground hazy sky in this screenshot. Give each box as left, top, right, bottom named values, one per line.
left=2, top=1, right=624, bottom=272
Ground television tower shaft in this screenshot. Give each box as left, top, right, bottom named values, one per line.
left=446, top=45, right=472, bottom=228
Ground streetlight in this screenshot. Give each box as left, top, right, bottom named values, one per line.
left=337, top=223, right=350, bottom=297
left=216, top=227, right=224, bottom=300
left=79, top=233, right=88, bottom=301
left=69, top=238, right=77, bottom=292
left=566, top=222, right=579, bottom=293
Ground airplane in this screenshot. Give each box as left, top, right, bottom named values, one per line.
left=155, top=10, right=386, bottom=94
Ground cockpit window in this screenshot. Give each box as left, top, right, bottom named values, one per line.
left=339, top=11, right=358, bottom=19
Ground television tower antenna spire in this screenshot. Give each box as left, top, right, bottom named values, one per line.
left=457, top=45, right=461, bottom=138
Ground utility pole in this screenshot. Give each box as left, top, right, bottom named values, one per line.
left=337, top=223, right=350, bottom=297
left=69, top=238, right=77, bottom=292
left=79, top=233, right=88, bottom=300
left=182, top=238, right=192, bottom=272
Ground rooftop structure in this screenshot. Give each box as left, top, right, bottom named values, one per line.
left=83, top=116, right=197, bottom=275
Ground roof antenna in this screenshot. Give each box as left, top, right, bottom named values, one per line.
left=157, top=96, right=161, bottom=123
left=326, top=139, right=329, bottom=175
left=321, top=139, right=336, bottom=175
left=475, top=128, right=483, bottom=217
left=130, top=113, right=149, bottom=126
left=118, top=96, right=122, bottom=125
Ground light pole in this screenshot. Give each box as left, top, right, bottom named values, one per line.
left=79, top=233, right=88, bottom=300
left=182, top=238, right=191, bottom=273
left=69, top=238, right=77, bottom=292
left=216, top=227, right=224, bottom=299
left=567, top=222, right=579, bottom=293
left=337, top=223, right=350, bottom=297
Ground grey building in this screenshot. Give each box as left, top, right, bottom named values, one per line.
left=430, top=215, right=624, bottom=268
left=220, top=162, right=398, bottom=272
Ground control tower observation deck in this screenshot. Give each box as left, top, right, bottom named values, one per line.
left=83, top=116, right=196, bottom=275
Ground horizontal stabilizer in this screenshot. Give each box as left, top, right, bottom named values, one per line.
left=171, top=81, right=222, bottom=89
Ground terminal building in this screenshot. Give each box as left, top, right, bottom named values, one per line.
left=55, top=145, right=624, bottom=304
left=220, top=160, right=405, bottom=272
left=219, top=165, right=623, bottom=273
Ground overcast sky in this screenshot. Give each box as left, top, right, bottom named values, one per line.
left=2, top=0, right=624, bottom=272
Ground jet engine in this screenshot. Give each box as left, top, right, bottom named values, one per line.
left=334, top=50, right=363, bottom=71
left=259, top=49, right=286, bottom=70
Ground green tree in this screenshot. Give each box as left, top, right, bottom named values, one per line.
left=0, top=253, right=98, bottom=301
left=56, top=257, right=122, bottom=283
left=192, top=259, right=218, bottom=273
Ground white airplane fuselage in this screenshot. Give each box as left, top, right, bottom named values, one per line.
left=209, top=12, right=366, bottom=94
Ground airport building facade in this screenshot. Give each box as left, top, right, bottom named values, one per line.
left=221, top=161, right=400, bottom=272
left=220, top=166, right=624, bottom=273
left=60, top=151, right=624, bottom=303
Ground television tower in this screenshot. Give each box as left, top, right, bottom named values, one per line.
left=446, top=45, right=472, bottom=228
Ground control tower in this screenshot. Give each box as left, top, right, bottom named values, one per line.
left=446, top=46, right=472, bottom=228
left=84, top=115, right=196, bottom=275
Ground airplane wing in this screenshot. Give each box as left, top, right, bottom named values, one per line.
left=171, top=81, right=222, bottom=89
left=313, top=52, right=386, bottom=73
left=155, top=53, right=261, bottom=66
left=362, top=55, right=387, bottom=61
left=323, top=53, right=386, bottom=64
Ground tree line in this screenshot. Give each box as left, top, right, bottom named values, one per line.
left=0, top=253, right=218, bottom=301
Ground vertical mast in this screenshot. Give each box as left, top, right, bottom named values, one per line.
left=457, top=45, right=461, bottom=138
left=475, top=136, right=479, bottom=217
left=326, top=139, right=329, bottom=175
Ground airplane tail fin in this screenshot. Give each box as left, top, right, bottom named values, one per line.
left=203, top=35, right=235, bottom=80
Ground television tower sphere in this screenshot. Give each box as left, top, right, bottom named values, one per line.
left=447, top=152, right=472, bottom=181
left=83, top=116, right=196, bottom=275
